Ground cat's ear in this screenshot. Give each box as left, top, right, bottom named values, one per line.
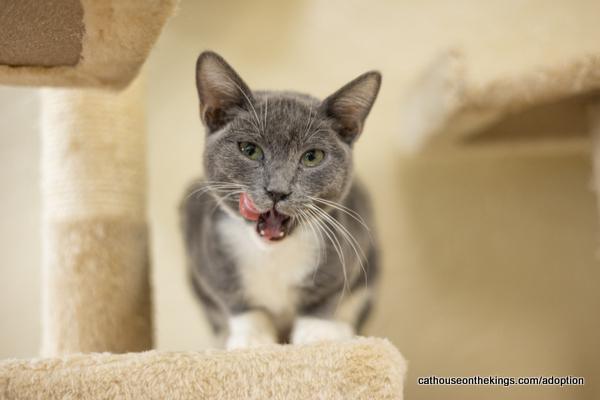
left=320, top=71, right=381, bottom=144
left=196, top=51, right=253, bottom=132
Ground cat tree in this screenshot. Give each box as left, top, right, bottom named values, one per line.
left=0, top=1, right=406, bottom=399
left=398, top=50, right=600, bottom=235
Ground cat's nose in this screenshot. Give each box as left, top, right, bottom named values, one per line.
left=265, top=189, right=290, bottom=203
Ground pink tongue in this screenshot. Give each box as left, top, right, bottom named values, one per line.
left=239, top=193, right=260, bottom=221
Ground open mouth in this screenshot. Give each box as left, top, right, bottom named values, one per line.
left=239, top=193, right=291, bottom=241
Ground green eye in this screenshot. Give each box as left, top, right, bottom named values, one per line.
left=301, top=149, right=325, bottom=167
left=239, top=142, right=264, bottom=161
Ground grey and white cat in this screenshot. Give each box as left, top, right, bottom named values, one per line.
left=181, top=51, right=381, bottom=349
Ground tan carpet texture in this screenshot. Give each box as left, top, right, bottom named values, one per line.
left=0, top=0, right=178, bottom=88
left=0, top=338, right=406, bottom=400
left=0, top=0, right=84, bottom=67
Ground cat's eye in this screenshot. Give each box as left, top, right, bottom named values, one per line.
left=238, top=142, right=264, bottom=161
left=301, top=149, right=325, bottom=167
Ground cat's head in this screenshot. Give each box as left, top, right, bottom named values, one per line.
left=196, top=51, right=380, bottom=242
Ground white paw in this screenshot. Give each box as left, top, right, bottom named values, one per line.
left=291, top=317, right=354, bottom=345
left=226, top=311, right=277, bottom=350
left=226, top=330, right=277, bottom=350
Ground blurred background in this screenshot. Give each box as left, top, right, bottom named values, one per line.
left=1, top=0, right=599, bottom=399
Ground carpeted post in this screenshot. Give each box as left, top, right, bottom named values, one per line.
left=40, top=76, right=152, bottom=355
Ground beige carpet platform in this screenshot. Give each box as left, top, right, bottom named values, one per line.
left=0, top=338, right=405, bottom=400
left=399, top=51, right=600, bottom=154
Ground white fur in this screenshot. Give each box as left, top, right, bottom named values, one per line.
left=218, top=214, right=368, bottom=348
left=291, top=317, right=354, bottom=345
left=217, top=215, right=320, bottom=319
left=226, top=311, right=277, bottom=350
left=290, top=287, right=369, bottom=344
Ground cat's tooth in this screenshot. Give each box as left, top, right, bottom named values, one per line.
left=260, top=229, right=265, bottom=235
left=279, top=232, right=284, bottom=237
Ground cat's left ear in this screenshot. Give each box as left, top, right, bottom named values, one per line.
left=320, top=71, right=381, bottom=144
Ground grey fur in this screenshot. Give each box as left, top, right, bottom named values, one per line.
left=181, top=51, right=381, bottom=341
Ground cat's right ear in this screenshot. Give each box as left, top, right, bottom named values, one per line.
left=196, top=51, right=253, bottom=132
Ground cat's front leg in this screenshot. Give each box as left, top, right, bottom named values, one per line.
left=290, top=317, right=354, bottom=345
left=226, top=309, right=277, bottom=350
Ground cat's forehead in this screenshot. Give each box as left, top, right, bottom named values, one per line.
left=233, top=92, right=331, bottom=146
left=257, top=92, right=319, bottom=127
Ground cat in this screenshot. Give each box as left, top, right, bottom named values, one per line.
left=181, top=51, right=381, bottom=349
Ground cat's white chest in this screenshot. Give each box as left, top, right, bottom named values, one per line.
left=217, top=216, right=319, bottom=317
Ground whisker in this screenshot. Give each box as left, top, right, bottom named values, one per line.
left=307, top=203, right=369, bottom=289
left=208, top=190, right=245, bottom=214
left=305, top=127, right=330, bottom=142
left=308, top=204, right=366, bottom=260
left=226, top=77, right=263, bottom=135
left=308, top=196, right=370, bottom=232
left=309, top=196, right=366, bottom=223
left=303, top=211, right=326, bottom=260
left=187, top=187, right=234, bottom=200
left=235, top=116, right=261, bottom=134
left=295, top=209, right=325, bottom=281
left=186, top=182, right=248, bottom=200
left=303, top=105, right=314, bottom=140
left=263, top=98, right=268, bottom=133
left=187, top=184, right=245, bottom=197
left=305, top=207, right=349, bottom=294
left=304, top=207, right=352, bottom=314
